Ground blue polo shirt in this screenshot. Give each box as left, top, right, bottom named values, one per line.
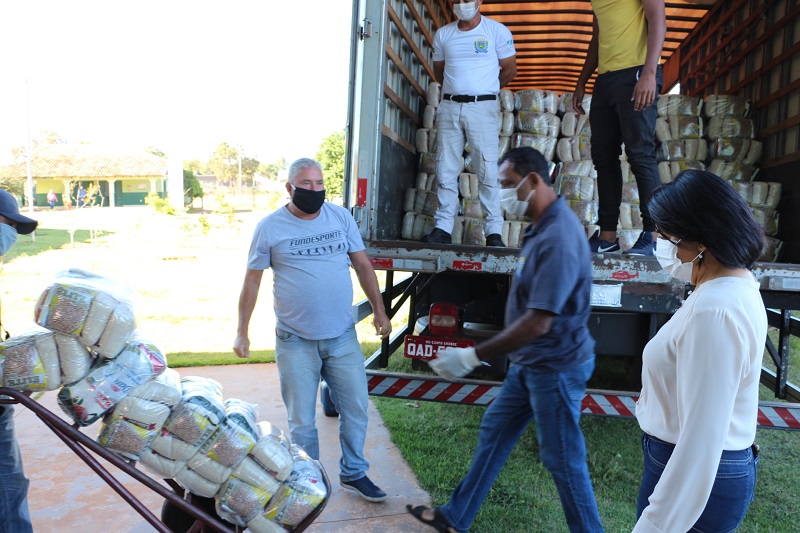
left=505, top=196, right=595, bottom=371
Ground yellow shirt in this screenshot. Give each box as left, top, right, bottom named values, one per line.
left=592, top=0, right=653, bottom=74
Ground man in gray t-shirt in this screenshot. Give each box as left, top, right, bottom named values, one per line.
left=233, top=158, right=391, bottom=503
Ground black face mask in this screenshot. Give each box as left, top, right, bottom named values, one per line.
left=291, top=185, right=325, bottom=214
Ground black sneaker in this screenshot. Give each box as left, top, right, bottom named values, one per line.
left=625, top=231, right=656, bottom=256
left=588, top=229, right=620, bottom=253
left=421, top=228, right=452, bottom=244
left=341, top=475, right=387, bottom=502
left=485, top=233, right=505, bottom=247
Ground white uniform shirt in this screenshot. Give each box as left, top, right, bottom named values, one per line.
left=633, top=276, right=767, bottom=533
left=432, top=16, right=515, bottom=95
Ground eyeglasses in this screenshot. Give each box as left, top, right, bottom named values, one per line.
left=655, top=227, right=681, bottom=246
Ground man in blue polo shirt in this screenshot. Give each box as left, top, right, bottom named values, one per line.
left=407, top=147, right=604, bottom=532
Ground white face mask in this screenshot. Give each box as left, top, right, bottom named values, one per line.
left=0, top=223, right=18, bottom=256
left=655, top=237, right=703, bottom=282
left=500, top=176, right=534, bottom=217
left=453, top=1, right=479, bottom=21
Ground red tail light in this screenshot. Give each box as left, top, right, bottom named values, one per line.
left=428, top=302, right=459, bottom=337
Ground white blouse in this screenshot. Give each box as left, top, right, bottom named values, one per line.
left=633, top=276, right=767, bottom=533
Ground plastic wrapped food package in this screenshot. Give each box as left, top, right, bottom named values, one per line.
left=743, top=140, right=762, bottom=165
left=186, top=399, right=259, bottom=484
left=630, top=204, right=643, bottom=228
left=404, top=188, right=417, bottom=213
left=515, top=111, right=561, bottom=137
left=175, top=467, right=221, bottom=499
left=708, top=160, right=759, bottom=182
left=709, top=138, right=751, bottom=162
left=558, top=92, right=591, bottom=115
left=415, top=172, right=429, bottom=191
left=57, top=336, right=167, bottom=426
left=34, top=268, right=136, bottom=358
left=401, top=212, right=415, bottom=240
left=569, top=200, right=597, bottom=226
left=418, top=152, right=437, bottom=174
left=422, top=190, right=439, bottom=216
left=703, top=95, right=750, bottom=118
left=498, top=89, right=514, bottom=112
left=560, top=160, right=595, bottom=178
left=621, top=183, right=640, bottom=204
left=750, top=206, right=778, bottom=236
left=657, top=94, right=703, bottom=117
left=258, top=445, right=328, bottom=531
left=428, top=129, right=437, bottom=153
left=766, top=182, right=782, bottom=208
left=514, top=89, right=559, bottom=113
left=97, top=396, right=171, bottom=460
left=458, top=173, right=478, bottom=199
left=658, top=162, right=673, bottom=184
left=761, top=237, right=783, bottom=262
left=0, top=328, right=63, bottom=391
left=508, top=221, right=524, bottom=248
left=461, top=197, right=483, bottom=219
left=462, top=218, right=485, bottom=245
left=451, top=216, right=465, bottom=245
left=426, top=82, right=441, bottom=107
left=498, top=111, right=514, bottom=137
left=657, top=115, right=704, bottom=141
left=707, top=116, right=754, bottom=139
left=422, top=105, right=436, bottom=129
left=415, top=129, right=429, bottom=153
left=556, top=137, right=580, bottom=162
left=236, top=421, right=293, bottom=482
left=751, top=182, right=769, bottom=206
left=152, top=377, right=225, bottom=461
left=513, top=133, right=557, bottom=161
left=498, top=136, right=511, bottom=159
left=619, top=203, right=633, bottom=229
left=216, top=477, right=278, bottom=528
left=413, top=189, right=427, bottom=214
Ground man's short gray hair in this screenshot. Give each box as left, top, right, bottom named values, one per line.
left=288, top=158, right=323, bottom=183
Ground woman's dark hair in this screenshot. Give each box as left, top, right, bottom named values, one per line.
left=498, top=147, right=551, bottom=185
left=648, top=169, right=765, bottom=269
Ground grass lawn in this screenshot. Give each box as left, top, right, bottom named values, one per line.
left=3, top=202, right=799, bottom=532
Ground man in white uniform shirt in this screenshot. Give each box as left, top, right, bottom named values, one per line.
left=421, top=0, right=517, bottom=246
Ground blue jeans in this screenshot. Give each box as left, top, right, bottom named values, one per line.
left=637, top=433, right=758, bottom=532
left=275, top=326, right=370, bottom=482
left=0, top=405, right=33, bottom=533
left=440, top=358, right=604, bottom=533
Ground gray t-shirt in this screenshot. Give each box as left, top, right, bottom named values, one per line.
left=247, top=203, right=366, bottom=340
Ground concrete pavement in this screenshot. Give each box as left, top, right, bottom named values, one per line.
left=15, top=363, right=433, bottom=532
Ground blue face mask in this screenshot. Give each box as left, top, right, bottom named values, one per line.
left=0, top=223, right=18, bottom=255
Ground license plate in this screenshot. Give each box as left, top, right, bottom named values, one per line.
left=403, top=335, right=476, bottom=360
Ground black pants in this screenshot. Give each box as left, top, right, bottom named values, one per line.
left=591, top=65, right=662, bottom=232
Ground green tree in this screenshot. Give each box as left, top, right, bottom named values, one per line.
left=207, top=142, right=260, bottom=187
left=258, top=157, right=287, bottom=181
left=184, top=168, right=204, bottom=200
left=315, top=130, right=345, bottom=198
left=10, top=131, right=67, bottom=162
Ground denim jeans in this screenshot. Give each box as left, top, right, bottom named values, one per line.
left=591, top=65, right=663, bottom=233
left=637, top=433, right=758, bottom=532
left=0, top=405, right=33, bottom=533
left=275, top=326, right=370, bottom=482
left=440, top=357, right=604, bottom=533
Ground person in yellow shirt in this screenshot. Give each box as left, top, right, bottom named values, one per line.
left=574, top=0, right=666, bottom=256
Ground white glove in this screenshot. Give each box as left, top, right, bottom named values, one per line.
left=429, top=347, right=481, bottom=380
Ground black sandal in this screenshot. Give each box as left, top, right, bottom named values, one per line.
left=406, top=504, right=455, bottom=532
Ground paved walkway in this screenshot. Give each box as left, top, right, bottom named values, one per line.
left=15, top=363, right=432, bottom=532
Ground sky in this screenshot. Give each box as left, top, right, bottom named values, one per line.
left=0, top=1, right=354, bottom=166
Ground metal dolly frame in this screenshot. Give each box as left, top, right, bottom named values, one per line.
left=0, top=388, right=331, bottom=533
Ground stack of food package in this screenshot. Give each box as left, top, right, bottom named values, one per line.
left=0, top=268, right=328, bottom=531
left=406, top=84, right=549, bottom=247
left=655, top=94, right=706, bottom=183
left=554, top=93, right=598, bottom=238
left=701, top=94, right=782, bottom=261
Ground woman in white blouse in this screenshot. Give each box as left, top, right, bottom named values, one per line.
left=633, top=170, right=767, bottom=533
